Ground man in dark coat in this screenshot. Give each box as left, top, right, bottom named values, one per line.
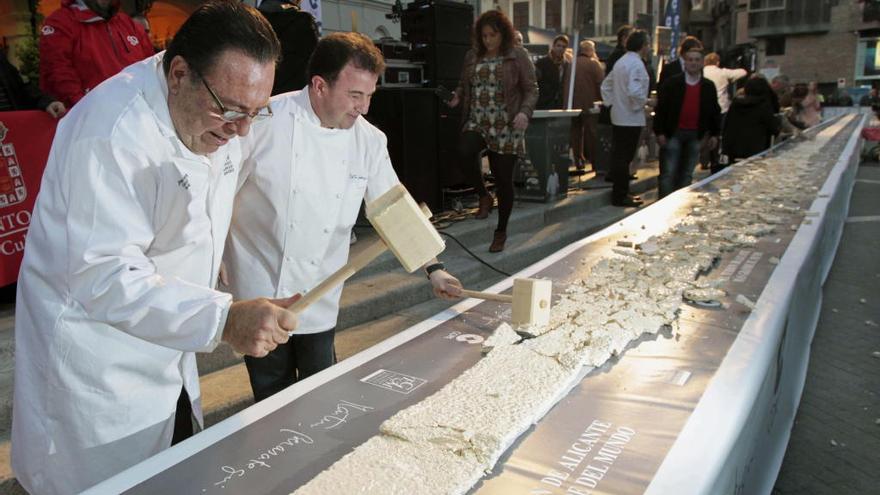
left=654, top=47, right=721, bottom=198
left=722, top=77, right=781, bottom=167
left=258, top=0, right=319, bottom=94
left=658, top=36, right=703, bottom=91
left=535, top=35, right=569, bottom=109
left=0, top=51, right=66, bottom=118
left=605, top=24, right=633, bottom=75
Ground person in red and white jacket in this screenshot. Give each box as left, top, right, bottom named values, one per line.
left=39, top=0, right=154, bottom=107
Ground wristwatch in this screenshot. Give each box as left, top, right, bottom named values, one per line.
left=424, top=262, right=445, bottom=279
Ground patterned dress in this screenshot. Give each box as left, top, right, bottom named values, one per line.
left=464, top=56, right=526, bottom=156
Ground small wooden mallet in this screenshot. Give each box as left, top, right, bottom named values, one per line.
left=286, top=184, right=445, bottom=323
left=460, top=278, right=552, bottom=326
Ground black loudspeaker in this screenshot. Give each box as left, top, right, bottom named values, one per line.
left=412, top=42, right=471, bottom=84
left=401, top=0, right=473, bottom=45
left=366, top=88, right=463, bottom=211
left=402, top=0, right=473, bottom=89
left=438, top=105, right=467, bottom=188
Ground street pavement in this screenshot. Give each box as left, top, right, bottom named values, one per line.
left=773, top=160, right=880, bottom=495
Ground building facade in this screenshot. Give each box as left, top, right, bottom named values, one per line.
left=682, top=0, right=880, bottom=93
left=746, top=0, right=860, bottom=90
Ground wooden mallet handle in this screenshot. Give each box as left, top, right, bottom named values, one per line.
left=287, top=237, right=388, bottom=315
left=284, top=202, right=435, bottom=335
left=459, top=289, right=513, bottom=304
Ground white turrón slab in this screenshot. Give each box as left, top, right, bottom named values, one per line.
left=293, top=125, right=844, bottom=495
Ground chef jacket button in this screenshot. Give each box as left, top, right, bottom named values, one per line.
left=323, top=228, right=330, bottom=233
left=288, top=223, right=295, bottom=229
left=311, top=260, right=318, bottom=265
left=285, top=256, right=293, bottom=262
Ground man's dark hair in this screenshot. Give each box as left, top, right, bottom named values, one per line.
left=616, top=24, right=634, bottom=46
left=162, top=0, right=280, bottom=78
left=625, top=29, right=649, bottom=52
left=552, top=34, right=569, bottom=46
left=677, top=35, right=703, bottom=56
left=791, top=83, right=809, bottom=100
left=744, top=76, right=773, bottom=100
left=473, top=10, right=516, bottom=57
left=307, top=32, right=386, bottom=85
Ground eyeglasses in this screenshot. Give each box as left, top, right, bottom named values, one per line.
left=196, top=71, right=273, bottom=123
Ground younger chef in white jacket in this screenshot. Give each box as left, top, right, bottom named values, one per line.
left=12, top=2, right=299, bottom=493
left=223, top=32, right=463, bottom=401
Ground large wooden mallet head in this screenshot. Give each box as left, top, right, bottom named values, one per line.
left=511, top=278, right=552, bottom=326
left=460, top=278, right=552, bottom=327
left=365, top=184, right=445, bottom=272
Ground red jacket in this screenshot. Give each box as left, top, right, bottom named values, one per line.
left=39, top=0, right=153, bottom=106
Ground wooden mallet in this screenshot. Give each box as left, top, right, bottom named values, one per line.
left=460, top=278, right=552, bottom=326
left=286, top=184, right=445, bottom=322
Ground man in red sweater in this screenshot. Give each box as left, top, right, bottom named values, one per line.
left=39, top=0, right=154, bottom=107
left=653, top=48, right=721, bottom=198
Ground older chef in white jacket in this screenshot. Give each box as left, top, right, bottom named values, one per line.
left=224, top=32, right=463, bottom=402
left=11, top=2, right=298, bottom=493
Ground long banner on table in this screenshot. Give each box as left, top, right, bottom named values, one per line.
left=87, top=115, right=863, bottom=495
left=0, top=110, right=57, bottom=286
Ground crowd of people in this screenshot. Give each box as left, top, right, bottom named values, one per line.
left=525, top=26, right=846, bottom=204
left=0, top=2, right=858, bottom=493
left=484, top=23, right=832, bottom=212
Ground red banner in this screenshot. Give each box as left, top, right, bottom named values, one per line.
left=0, top=111, right=57, bottom=286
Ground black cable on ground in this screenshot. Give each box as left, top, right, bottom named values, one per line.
left=352, top=223, right=511, bottom=277
left=356, top=196, right=509, bottom=277
left=437, top=231, right=511, bottom=277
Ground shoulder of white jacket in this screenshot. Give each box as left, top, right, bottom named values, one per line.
left=619, top=52, right=640, bottom=69
left=243, top=90, right=299, bottom=142
left=270, top=89, right=302, bottom=110
left=60, top=72, right=152, bottom=145
left=354, top=114, right=388, bottom=144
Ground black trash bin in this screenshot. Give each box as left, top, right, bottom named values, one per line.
left=514, top=109, right=581, bottom=202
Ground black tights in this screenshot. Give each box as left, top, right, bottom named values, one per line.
left=459, top=131, right=516, bottom=232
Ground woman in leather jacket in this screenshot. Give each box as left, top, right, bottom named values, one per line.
left=447, top=9, right=537, bottom=253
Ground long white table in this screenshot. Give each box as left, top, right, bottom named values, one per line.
left=85, top=114, right=865, bottom=495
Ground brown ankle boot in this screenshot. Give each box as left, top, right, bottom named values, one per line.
left=489, top=230, right=506, bottom=252
left=475, top=195, right=494, bottom=219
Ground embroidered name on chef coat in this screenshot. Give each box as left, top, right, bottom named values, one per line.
left=223, top=156, right=235, bottom=176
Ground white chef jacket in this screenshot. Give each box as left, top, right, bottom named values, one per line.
left=12, top=53, right=236, bottom=494
left=600, top=51, right=649, bottom=127
left=225, top=89, right=399, bottom=334
left=702, top=65, right=747, bottom=113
